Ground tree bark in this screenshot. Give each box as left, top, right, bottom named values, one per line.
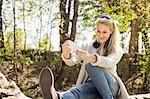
left=66, top=0, right=72, bottom=36
left=23, top=0, right=26, bottom=52
left=128, top=18, right=140, bottom=78
left=70, top=0, right=79, bottom=41
left=0, top=0, right=4, bottom=49
left=129, top=19, right=140, bottom=54
left=127, top=0, right=142, bottom=78
left=57, top=0, right=79, bottom=90
left=57, top=0, right=70, bottom=90
left=12, top=0, right=18, bottom=83
left=59, top=0, right=69, bottom=45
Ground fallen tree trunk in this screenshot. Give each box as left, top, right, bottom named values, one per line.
left=129, top=93, right=150, bottom=99
left=0, top=72, right=31, bottom=99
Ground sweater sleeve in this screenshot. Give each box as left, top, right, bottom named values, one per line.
left=90, top=47, right=124, bottom=69
left=61, top=53, right=81, bottom=66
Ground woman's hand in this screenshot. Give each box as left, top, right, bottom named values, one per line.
left=76, top=49, right=88, bottom=60
left=62, top=40, right=73, bottom=59
left=76, top=49, right=96, bottom=63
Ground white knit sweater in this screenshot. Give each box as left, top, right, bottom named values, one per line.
left=62, top=41, right=129, bottom=99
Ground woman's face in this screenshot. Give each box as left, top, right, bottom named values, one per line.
left=96, top=23, right=112, bottom=45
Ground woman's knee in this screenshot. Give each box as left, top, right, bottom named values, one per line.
left=85, top=63, right=104, bottom=73
left=85, top=63, right=92, bottom=71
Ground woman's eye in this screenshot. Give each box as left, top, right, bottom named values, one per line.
left=103, top=31, right=107, bottom=33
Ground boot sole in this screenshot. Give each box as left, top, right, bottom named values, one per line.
left=39, top=67, right=54, bottom=99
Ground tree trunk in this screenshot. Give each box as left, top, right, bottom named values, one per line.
left=21, top=0, right=26, bottom=70
left=0, top=0, right=4, bottom=65
left=0, top=0, right=4, bottom=49
left=66, top=0, right=72, bottom=36
left=70, top=0, right=79, bottom=41
left=39, top=1, right=42, bottom=51
left=59, top=0, right=69, bottom=45
left=57, top=0, right=69, bottom=90
left=37, top=1, right=42, bottom=61
left=12, top=0, right=18, bottom=83
left=57, top=0, right=79, bottom=90
left=23, top=0, right=26, bottom=52
left=128, top=19, right=140, bottom=78
left=129, top=19, right=139, bottom=54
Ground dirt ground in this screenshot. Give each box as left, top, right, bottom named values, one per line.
left=1, top=62, right=150, bottom=99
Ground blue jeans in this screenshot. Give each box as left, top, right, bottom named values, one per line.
left=61, top=63, right=119, bottom=99
left=85, top=63, right=119, bottom=99
left=61, top=80, right=101, bottom=99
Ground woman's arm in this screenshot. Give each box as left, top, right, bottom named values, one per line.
left=90, top=47, right=124, bottom=68
left=76, top=46, right=124, bottom=69
left=61, top=53, right=80, bottom=66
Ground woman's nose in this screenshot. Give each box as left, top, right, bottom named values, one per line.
left=99, top=33, right=104, bottom=38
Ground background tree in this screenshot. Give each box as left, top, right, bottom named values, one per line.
left=56, top=0, right=79, bottom=90
left=22, top=0, right=26, bottom=52
left=128, top=0, right=142, bottom=78
left=0, top=0, right=4, bottom=58
left=70, top=0, right=79, bottom=41
left=12, top=0, right=18, bottom=83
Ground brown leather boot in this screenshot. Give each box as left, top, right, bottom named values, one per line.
left=39, top=67, right=58, bottom=99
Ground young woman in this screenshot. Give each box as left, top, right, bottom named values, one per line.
left=39, top=15, right=129, bottom=99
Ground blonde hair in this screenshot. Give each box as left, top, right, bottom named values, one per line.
left=96, top=17, right=120, bottom=55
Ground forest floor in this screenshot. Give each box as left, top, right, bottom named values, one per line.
left=0, top=63, right=150, bottom=99
left=0, top=63, right=44, bottom=99
left=1, top=72, right=150, bottom=99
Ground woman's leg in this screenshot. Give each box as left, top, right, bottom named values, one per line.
left=39, top=67, right=101, bottom=99
left=103, top=69, right=119, bottom=97
left=85, top=63, right=119, bottom=99
left=60, top=80, right=101, bottom=99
